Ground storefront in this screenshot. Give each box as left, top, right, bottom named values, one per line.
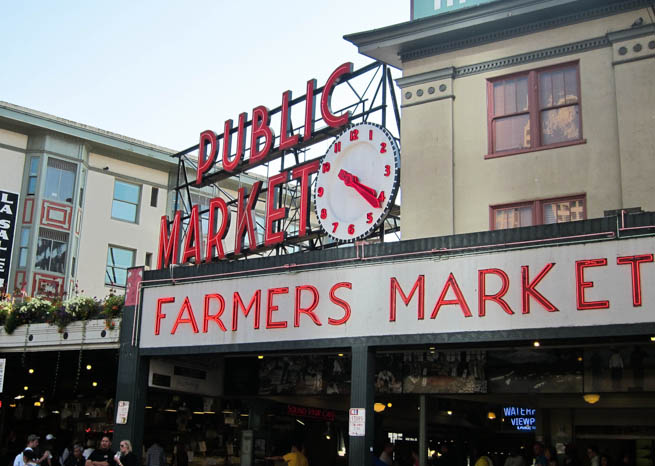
left=114, top=213, right=655, bottom=466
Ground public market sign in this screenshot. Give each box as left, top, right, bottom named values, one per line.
left=157, top=62, right=377, bottom=269
left=140, top=237, right=655, bottom=348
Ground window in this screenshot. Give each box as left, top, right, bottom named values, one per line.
left=112, top=180, right=141, bottom=223
left=27, top=157, right=39, bottom=195
left=492, top=195, right=585, bottom=230
left=35, top=228, right=69, bottom=273
left=145, top=252, right=152, bottom=269
left=105, top=246, right=135, bottom=287
left=150, top=187, right=159, bottom=207
left=18, top=228, right=30, bottom=268
left=44, top=158, right=76, bottom=202
left=488, top=62, right=582, bottom=156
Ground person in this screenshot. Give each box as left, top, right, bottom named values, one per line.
left=544, top=447, right=558, bottom=466
left=42, top=434, right=59, bottom=466
left=587, top=446, right=600, bottom=466
left=82, top=440, right=95, bottom=460
left=23, top=450, right=40, bottom=466
left=504, top=448, right=526, bottom=466
left=114, top=441, right=136, bottom=466
left=85, top=436, right=115, bottom=466
left=600, top=455, right=611, bottom=466
left=266, top=444, right=308, bottom=466
left=63, top=446, right=86, bottom=466
left=145, top=441, right=165, bottom=466
left=475, top=452, right=494, bottom=466
left=14, top=435, right=41, bottom=466
left=172, top=442, right=188, bottom=466
left=379, top=443, right=394, bottom=466
left=533, top=443, right=548, bottom=466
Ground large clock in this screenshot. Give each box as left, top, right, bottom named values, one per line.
left=314, top=122, right=400, bottom=242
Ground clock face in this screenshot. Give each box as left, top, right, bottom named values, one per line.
left=314, top=122, right=400, bottom=242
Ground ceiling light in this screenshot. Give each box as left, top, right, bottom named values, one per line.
left=650, top=336, right=655, bottom=342
left=387, top=402, right=392, bottom=408
left=487, top=411, right=496, bottom=420
left=86, top=364, right=92, bottom=370
left=338, top=353, right=344, bottom=357
left=447, top=410, right=453, bottom=416
left=374, top=403, right=386, bottom=413
left=34, top=401, right=41, bottom=407
left=325, top=434, right=331, bottom=440
left=28, top=369, right=34, bottom=374
left=257, top=355, right=264, bottom=359
left=92, top=382, right=98, bottom=387
left=533, top=341, right=540, bottom=347
left=193, top=412, right=205, bottom=415
left=577, top=356, right=583, bottom=362
left=429, top=346, right=435, bottom=350
left=23, top=386, right=28, bottom=391
left=583, top=393, right=600, bottom=404
left=296, top=419, right=305, bottom=425
left=14, top=395, right=24, bottom=400
left=39, top=397, right=44, bottom=403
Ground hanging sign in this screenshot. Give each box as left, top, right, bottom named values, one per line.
left=349, top=408, right=366, bottom=436
left=115, top=400, right=130, bottom=424
left=0, top=190, right=19, bottom=292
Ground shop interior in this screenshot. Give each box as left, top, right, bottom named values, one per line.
left=2, top=336, right=655, bottom=466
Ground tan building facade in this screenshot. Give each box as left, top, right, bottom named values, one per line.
left=346, top=0, right=655, bottom=240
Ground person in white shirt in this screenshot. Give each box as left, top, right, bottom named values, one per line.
left=14, top=435, right=40, bottom=466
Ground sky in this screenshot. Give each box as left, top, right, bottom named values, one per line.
left=0, top=1, right=408, bottom=151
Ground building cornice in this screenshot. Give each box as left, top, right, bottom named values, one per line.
left=344, top=0, right=651, bottom=68
left=0, top=101, right=177, bottom=166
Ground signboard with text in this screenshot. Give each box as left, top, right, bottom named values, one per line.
left=412, top=0, right=498, bottom=20
left=140, top=237, right=655, bottom=349
left=0, top=190, right=19, bottom=292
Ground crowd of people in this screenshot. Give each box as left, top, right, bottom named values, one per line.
left=374, top=441, right=635, bottom=466
left=3, top=434, right=187, bottom=466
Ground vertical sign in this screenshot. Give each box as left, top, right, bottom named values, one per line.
left=0, top=190, right=19, bottom=292
left=115, top=400, right=130, bottom=424
left=0, top=358, right=6, bottom=393
left=349, top=408, right=366, bottom=436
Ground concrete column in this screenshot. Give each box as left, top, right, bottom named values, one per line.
left=349, top=345, right=375, bottom=466
left=113, top=304, right=148, bottom=459
left=420, top=395, right=427, bottom=466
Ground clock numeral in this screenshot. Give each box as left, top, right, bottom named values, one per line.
left=322, top=162, right=331, bottom=173
left=317, top=186, right=324, bottom=197
left=332, top=222, right=339, bottom=233
left=384, top=165, right=391, bottom=177
left=378, top=191, right=386, bottom=204
left=349, top=129, right=359, bottom=141
left=366, top=213, right=373, bottom=224
left=320, top=209, right=327, bottom=219
left=380, top=142, right=387, bottom=154
left=334, top=142, right=341, bottom=153
left=348, top=224, right=355, bottom=235
left=369, top=129, right=373, bottom=140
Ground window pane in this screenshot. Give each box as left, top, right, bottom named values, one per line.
left=50, top=241, right=67, bottom=273
left=108, top=247, right=134, bottom=268
left=60, top=169, right=75, bottom=201
left=44, top=168, right=61, bottom=200
left=543, top=199, right=585, bottom=224
left=504, top=79, right=517, bottom=115
left=19, top=249, right=28, bottom=268
left=27, top=177, right=37, bottom=196
left=493, top=82, right=505, bottom=116
left=29, top=157, right=39, bottom=175
left=564, top=68, right=579, bottom=103
left=495, top=206, right=533, bottom=229
left=494, top=114, right=530, bottom=152
left=114, top=181, right=140, bottom=203
left=20, top=228, right=30, bottom=247
left=112, top=200, right=137, bottom=222
left=541, top=105, right=580, bottom=145
left=105, top=246, right=134, bottom=286
left=516, top=77, right=529, bottom=113
left=35, top=239, right=51, bottom=270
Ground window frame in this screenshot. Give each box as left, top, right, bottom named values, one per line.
left=486, top=61, right=585, bottom=159
left=105, top=245, right=136, bottom=287
left=490, top=194, right=587, bottom=230
left=44, top=157, right=76, bottom=203
left=111, top=179, right=141, bottom=224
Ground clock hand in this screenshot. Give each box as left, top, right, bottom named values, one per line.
left=338, top=169, right=381, bottom=208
